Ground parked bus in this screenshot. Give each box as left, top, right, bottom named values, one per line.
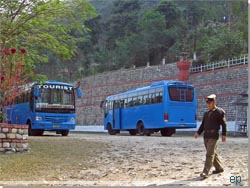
left=102, top=80, right=196, bottom=136
left=5, top=81, right=82, bottom=136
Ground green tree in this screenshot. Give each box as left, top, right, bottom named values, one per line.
left=201, top=26, right=245, bottom=62
left=0, top=0, right=96, bottom=80
left=107, top=0, right=141, bottom=49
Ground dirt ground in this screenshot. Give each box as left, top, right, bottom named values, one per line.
left=0, top=132, right=248, bottom=187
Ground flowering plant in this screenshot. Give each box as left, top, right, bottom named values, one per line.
left=0, top=47, right=30, bottom=122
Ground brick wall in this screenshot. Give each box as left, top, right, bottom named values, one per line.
left=76, top=63, right=248, bottom=125
left=0, top=124, right=29, bottom=153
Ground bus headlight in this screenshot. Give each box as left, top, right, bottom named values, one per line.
left=70, top=117, right=75, bottom=122
left=35, top=116, right=42, bottom=121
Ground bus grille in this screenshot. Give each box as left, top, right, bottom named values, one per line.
left=45, top=116, right=68, bottom=123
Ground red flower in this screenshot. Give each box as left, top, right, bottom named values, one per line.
left=1, top=76, right=5, bottom=81
left=4, top=48, right=10, bottom=56
left=18, top=63, right=25, bottom=67
left=10, top=48, right=17, bottom=54
left=20, top=48, right=27, bottom=54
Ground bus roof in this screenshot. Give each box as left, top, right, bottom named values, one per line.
left=106, top=80, right=193, bottom=100
left=33, top=80, right=74, bottom=87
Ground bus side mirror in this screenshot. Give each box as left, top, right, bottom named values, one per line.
left=34, top=88, right=39, bottom=97
left=77, top=88, right=82, bottom=98
left=100, top=101, right=104, bottom=108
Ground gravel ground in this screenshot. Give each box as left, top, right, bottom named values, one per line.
left=0, top=132, right=248, bottom=187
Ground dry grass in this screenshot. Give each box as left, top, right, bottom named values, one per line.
left=0, top=136, right=106, bottom=181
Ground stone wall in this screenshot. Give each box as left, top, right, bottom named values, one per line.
left=0, top=124, right=29, bottom=154
left=76, top=63, right=248, bottom=125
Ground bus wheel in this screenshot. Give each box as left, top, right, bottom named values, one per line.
left=144, top=129, right=151, bottom=136
left=61, top=130, right=69, bottom=136
left=129, top=130, right=137, bottom=136
left=137, top=122, right=144, bottom=136
left=161, top=128, right=176, bottom=137
left=28, top=121, right=33, bottom=136
left=34, top=130, right=44, bottom=136
left=107, top=123, right=116, bottom=135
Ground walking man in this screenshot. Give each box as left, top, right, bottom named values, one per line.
left=194, top=94, right=227, bottom=178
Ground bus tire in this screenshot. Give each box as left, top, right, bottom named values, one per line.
left=27, top=121, right=33, bottom=136
left=61, top=130, right=69, bottom=136
left=107, top=123, right=116, bottom=135
left=137, top=122, right=144, bottom=136
left=161, top=128, right=176, bottom=137
left=129, top=130, right=137, bottom=136
left=27, top=121, right=44, bottom=136
left=34, top=130, right=44, bottom=136
left=145, top=129, right=151, bottom=136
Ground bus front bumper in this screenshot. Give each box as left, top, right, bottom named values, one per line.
left=32, top=122, right=75, bottom=130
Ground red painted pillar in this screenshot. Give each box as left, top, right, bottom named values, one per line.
left=177, top=60, right=191, bottom=81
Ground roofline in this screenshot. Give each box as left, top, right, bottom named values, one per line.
left=106, top=80, right=194, bottom=99
left=33, top=81, right=74, bottom=87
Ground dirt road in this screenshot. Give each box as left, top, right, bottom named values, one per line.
left=0, top=132, right=248, bottom=187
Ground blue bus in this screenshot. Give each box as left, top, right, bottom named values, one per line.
left=5, top=81, right=82, bottom=136
left=102, top=80, right=196, bottom=136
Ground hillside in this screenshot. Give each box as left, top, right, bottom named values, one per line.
left=35, top=0, right=247, bottom=82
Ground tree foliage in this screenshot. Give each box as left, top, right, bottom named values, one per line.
left=0, top=0, right=96, bottom=81
left=30, top=0, right=247, bottom=81
left=0, top=0, right=248, bottom=80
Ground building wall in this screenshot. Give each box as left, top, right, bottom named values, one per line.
left=76, top=63, right=248, bottom=125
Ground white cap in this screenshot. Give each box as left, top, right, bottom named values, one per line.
left=205, top=94, right=216, bottom=101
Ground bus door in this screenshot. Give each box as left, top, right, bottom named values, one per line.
left=112, top=100, right=122, bottom=130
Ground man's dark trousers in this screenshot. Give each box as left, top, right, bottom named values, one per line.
left=202, top=138, right=223, bottom=175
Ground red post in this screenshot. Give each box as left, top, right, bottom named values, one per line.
left=177, top=60, right=191, bottom=81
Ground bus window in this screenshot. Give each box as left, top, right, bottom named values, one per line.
left=137, top=95, right=143, bottom=105
left=113, top=101, right=120, bottom=108
left=168, top=87, right=194, bottom=102
left=120, top=100, right=125, bottom=108
left=156, top=92, right=163, bottom=103
left=124, top=98, right=128, bottom=108
left=144, top=95, right=150, bottom=104
left=109, top=101, right=113, bottom=110
left=14, top=96, right=18, bottom=104
left=150, top=93, right=156, bottom=104
left=127, top=97, right=132, bottom=107
left=132, top=97, right=138, bottom=106
left=104, top=101, right=109, bottom=117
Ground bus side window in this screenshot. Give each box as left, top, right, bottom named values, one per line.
left=145, top=95, right=150, bottom=104
left=141, top=95, right=145, bottom=104
left=137, top=95, right=143, bottom=105
left=127, top=98, right=132, bottom=107
left=132, top=97, right=137, bottom=106
left=14, top=96, right=18, bottom=104
left=120, top=100, right=125, bottom=108
left=156, top=92, right=163, bottom=103
left=104, top=101, right=108, bottom=117
left=22, top=93, right=25, bottom=103
left=124, top=98, right=128, bottom=108
left=109, top=101, right=113, bottom=110
left=114, top=100, right=121, bottom=108
left=150, top=93, right=155, bottom=104
left=30, top=91, right=34, bottom=111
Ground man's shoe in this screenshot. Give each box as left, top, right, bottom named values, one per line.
left=200, top=172, right=208, bottom=178
left=212, top=169, right=224, bottom=174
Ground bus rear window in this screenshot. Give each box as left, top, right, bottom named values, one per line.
left=168, top=87, right=194, bottom=102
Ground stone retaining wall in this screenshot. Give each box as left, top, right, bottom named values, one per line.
left=76, top=63, right=248, bottom=125
left=0, top=124, right=29, bottom=154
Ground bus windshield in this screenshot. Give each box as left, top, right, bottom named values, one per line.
left=35, top=87, right=75, bottom=113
